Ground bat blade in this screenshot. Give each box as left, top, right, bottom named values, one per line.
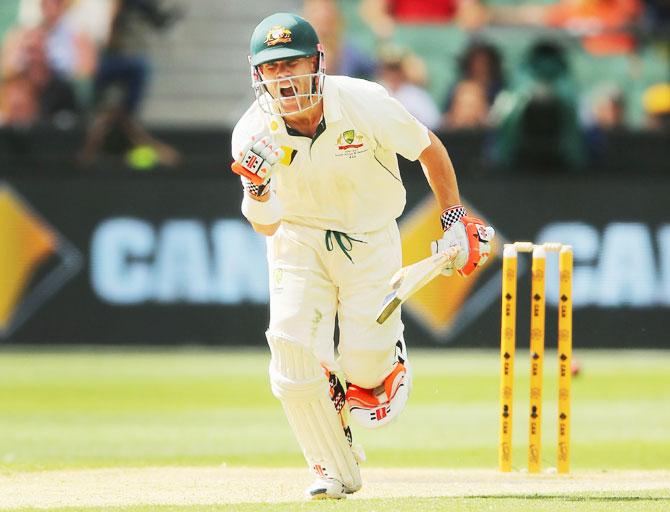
left=376, top=247, right=460, bottom=324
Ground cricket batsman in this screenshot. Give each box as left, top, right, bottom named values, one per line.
left=231, top=12, right=494, bottom=499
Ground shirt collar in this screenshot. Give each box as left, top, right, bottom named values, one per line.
left=321, top=75, right=342, bottom=124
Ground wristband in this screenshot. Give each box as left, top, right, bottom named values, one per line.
left=440, top=205, right=467, bottom=231
left=241, top=190, right=282, bottom=225
left=242, top=177, right=270, bottom=197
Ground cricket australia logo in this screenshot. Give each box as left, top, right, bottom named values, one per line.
left=265, top=26, right=292, bottom=47
left=335, top=129, right=368, bottom=159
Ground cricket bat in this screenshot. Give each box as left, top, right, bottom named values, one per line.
left=376, top=247, right=460, bottom=324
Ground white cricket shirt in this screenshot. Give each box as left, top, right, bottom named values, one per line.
left=231, top=75, right=431, bottom=233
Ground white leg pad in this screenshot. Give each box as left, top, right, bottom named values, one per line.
left=267, top=333, right=362, bottom=492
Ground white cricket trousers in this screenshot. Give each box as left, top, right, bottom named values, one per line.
left=266, top=220, right=404, bottom=389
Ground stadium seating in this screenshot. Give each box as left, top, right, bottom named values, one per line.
left=335, top=0, right=669, bottom=127
left=143, top=0, right=301, bottom=126
left=4, top=0, right=665, bottom=128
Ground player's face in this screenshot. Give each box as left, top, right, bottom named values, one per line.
left=258, top=56, right=317, bottom=114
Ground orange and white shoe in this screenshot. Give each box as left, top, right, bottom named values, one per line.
left=345, top=340, right=411, bottom=429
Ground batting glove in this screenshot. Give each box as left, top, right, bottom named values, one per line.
left=431, top=205, right=495, bottom=276
left=231, top=135, right=284, bottom=196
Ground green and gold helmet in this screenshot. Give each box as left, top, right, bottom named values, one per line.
left=248, top=13, right=326, bottom=116
left=249, top=12, right=320, bottom=66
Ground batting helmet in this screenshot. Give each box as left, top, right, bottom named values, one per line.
left=248, top=12, right=325, bottom=116
left=249, top=12, right=320, bottom=67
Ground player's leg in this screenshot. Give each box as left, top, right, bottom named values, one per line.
left=334, top=221, right=411, bottom=428
left=344, top=334, right=411, bottom=429
left=267, top=223, right=362, bottom=499
left=267, top=335, right=363, bottom=498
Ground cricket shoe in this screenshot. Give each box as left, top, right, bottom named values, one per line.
left=346, top=339, right=411, bottom=429
left=306, top=477, right=361, bottom=500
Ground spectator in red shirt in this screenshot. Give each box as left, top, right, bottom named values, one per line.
left=360, top=0, right=487, bottom=39
left=386, top=0, right=458, bottom=22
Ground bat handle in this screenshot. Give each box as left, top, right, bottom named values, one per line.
left=445, top=246, right=461, bottom=259
left=439, top=245, right=461, bottom=271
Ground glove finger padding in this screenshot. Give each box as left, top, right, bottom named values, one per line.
left=232, top=135, right=284, bottom=186
left=457, top=216, right=494, bottom=276
left=253, top=138, right=281, bottom=163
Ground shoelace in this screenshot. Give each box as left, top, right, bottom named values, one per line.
left=324, top=230, right=367, bottom=263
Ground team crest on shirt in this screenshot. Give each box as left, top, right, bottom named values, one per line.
left=336, top=129, right=368, bottom=159
left=265, top=26, right=292, bottom=46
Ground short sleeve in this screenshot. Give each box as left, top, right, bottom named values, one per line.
left=231, top=120, right=251, bottom=160
left=231, top=104, right=266, bottom=160
left=368, top=85, right=431, bottom=161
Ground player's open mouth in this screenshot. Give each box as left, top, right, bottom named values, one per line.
left=279, top=86, right=295, bottom=98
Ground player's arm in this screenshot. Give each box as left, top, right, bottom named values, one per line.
left=231, top=134, right=284, bottom=237
left=418, top=130, right=494, bottom=276
left=367, top=83, right=492, bottom=274
left=247, top=192, right=281, bottom=236
left=417, top=130, right=461, bottom=210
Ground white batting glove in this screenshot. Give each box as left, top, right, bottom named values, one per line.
left=431, top=233, right=466, bottom=277
left=430, top=205, right=495, bottom=277
left=231, top=134, right=284, bottom=196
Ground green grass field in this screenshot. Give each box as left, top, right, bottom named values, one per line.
left=0, top=348, right=669, bottom=511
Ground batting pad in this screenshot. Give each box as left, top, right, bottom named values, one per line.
left=267, top=333, right=362, bottom=492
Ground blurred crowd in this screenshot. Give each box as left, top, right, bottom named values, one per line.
left=1, top=0, right=669, bottom=172
left=306, top=0, right=670, bottom=171
left=0, top=0, right=181, bottom=166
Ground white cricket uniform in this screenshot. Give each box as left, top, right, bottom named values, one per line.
left=232, top=75, right=431, bottom=388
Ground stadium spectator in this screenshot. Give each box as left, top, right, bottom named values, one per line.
left=490, top=39, right=586, bottom=171
left=359, top=0, right=488, bottom=39
left=442, top=80, right=490, bottom=129
left=376, top=44, right=441, bottom=130
left=78, top=0, right=182, bottom=167
left=485, top=0, right=643, bottom=55
left=583, top=83, right=626, bottom=130
left=1, top=19, right=79, bottom=128
left=642, top=83, right=670, bottom=131
left=582, top=83, right=626, bottom=161
left=40, top=0, right=97, bottom=80
left=0, top=75, right=38, bottom=127
left=5, top=0, right=97, bottom=82
left=441, top=41, right=505, bottom=129
left=16, top=0, right=117, bottom=46
left=642, top=0, right=670, bottom=36
left=302, top=0, right=376, bottom=79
